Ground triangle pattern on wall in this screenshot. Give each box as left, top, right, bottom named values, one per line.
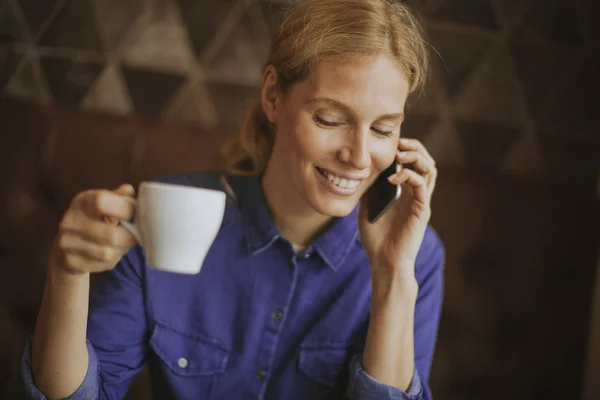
left=40, top=56, right=105, bottom=105
left=89, top=0, right=149, bottom=51
left=206, top=1, right=270, bottom=85
left=454, top=45, right=529, bottom=127
left=39, top=0, right=104, bottom=52
left=456, top=119, right=522, bottom=171
left=0, top=0, right=596, bottom=185
left=81, top=63, right=134, bottom=115
left=120, top=0, right=197, bottom=75
left=121, top=65, right=185, bottom=116
left=428, top=26, right=492, bottom=99
left=4, top=54, right=50, bottom=103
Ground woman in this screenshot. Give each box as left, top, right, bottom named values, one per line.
left=22, top=0, right=444, bottom=399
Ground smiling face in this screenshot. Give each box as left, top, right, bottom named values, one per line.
left=262, top=53, right=410, bottom=218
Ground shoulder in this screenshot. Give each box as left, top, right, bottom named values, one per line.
left=152, top=171, right=225, bottom=191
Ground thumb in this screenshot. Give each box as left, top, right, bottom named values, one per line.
left=113, top=183, right=136, bottom=198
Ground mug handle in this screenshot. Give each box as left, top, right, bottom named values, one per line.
left=119, top=197, right=142, bottom=244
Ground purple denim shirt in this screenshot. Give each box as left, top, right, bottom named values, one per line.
left=22, top=171, right=444, bottom=400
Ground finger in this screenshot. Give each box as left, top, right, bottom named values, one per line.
left=105, top=184, right=136, bottom=224
left=388, top=167, right=427, bottom=187
left=395, top=144, right=438, bottom=198
left=58, top=233, right=130, bottom=264
left=87, top=223, right=137, bottom=248
left=395, top=150, right=435, bottom=176
left=388, top=168, right=430, bottom=204
left=61, top=215, right=137, bottom=248
left=114, top=183, right=136, bottom=197
left=80, top=190, right=135, bottom=221
left=399, top=138, right=435, bottom=166
left=62, top=252, right=120, bottom=274
left=425, top=167, right=437, bottom=197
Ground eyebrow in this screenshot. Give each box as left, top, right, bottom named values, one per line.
left=306, top=97, right=405, bottom=121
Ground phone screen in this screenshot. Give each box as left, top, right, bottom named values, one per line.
left=363, top=162, right=401, bottom=223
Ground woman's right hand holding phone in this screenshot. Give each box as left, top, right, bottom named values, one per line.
left=50, top=183, right=138, bottom=277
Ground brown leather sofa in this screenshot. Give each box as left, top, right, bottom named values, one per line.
left=0, top=96, right=226, bottom=399
left=1, top=95, right=598, bottom=399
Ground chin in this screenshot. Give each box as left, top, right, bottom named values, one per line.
left=309, top=194, right=360, bottom=218
left=322, top=203, right=357, bottom=218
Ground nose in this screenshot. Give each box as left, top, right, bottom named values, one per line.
left=338, top=129, right=370, bottom=170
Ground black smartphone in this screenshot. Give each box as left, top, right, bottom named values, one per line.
left=364, top=162, right=402, bottom=223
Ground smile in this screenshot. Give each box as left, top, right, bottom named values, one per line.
left=315, top=167, right=364, bottom=195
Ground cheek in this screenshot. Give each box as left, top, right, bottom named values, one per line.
left=285, top=116, right=329, bottom=164
left=274, top=114, right=302, bottom=156
left=371, top=138, right=399, bottom=174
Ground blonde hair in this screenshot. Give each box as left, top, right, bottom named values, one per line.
left=221, top=0, right=429, bottom=175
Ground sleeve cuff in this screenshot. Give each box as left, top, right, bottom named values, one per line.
left=21, top=337, right=100, bottom=400
left=346, top=355, right=423, bottom=400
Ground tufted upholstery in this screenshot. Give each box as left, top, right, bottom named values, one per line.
left=1, top=96, right=598, bottom=399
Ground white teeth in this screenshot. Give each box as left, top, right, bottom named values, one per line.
left=324, top=171, right=359, bottom=190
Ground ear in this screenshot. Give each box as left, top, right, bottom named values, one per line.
left=261, top=65, right=279, bottom=124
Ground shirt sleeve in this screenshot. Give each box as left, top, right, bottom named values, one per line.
left=346, top=226, right=445, bottom=400
left=347, top=355, right=423, bottom=400
left=20, top=245, right=150, bottom=400
left=21, top=338, right=100, bottom=400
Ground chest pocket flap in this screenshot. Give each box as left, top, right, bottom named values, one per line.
left=150, top=323, right=229, bottom=377
left=298, top=343, right=352, bottom=388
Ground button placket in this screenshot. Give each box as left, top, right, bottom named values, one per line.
left=257, top=370, right=267, bottom=381
left=272, top=310, right=284, bottom=321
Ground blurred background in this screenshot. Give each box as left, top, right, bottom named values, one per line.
left=0, top=0, right=599, bottom=399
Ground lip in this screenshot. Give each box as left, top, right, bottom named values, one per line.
left=316, top=166, right=369, bottom=181
left=315, top=167, right=362, bottom=196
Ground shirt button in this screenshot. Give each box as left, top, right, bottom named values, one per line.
left=177, top=357, right=188, bottom=368
left=302, top=252, right=311, bottom=259
left=272, top=310, right=284, bottom=320
left=257, top=370, right=266, bottom=380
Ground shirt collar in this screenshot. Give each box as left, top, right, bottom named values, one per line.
left=310, top=207, right=360, bottom=271
left=224, top=174, right=359, bottom=270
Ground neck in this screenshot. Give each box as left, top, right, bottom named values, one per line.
left=261, top=163, right=332, bottom=250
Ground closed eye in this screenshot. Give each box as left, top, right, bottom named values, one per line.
left=315, top=114, right=397, bottom=137
left=372, top=127, right=395, bottom=137
left=314, top=114, right=341, bottom=127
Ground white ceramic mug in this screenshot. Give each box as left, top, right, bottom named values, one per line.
left=120, top=181, right=226, bottom=274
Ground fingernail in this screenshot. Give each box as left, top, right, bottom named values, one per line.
left=397, top=151, right=407, bottom=157
left=400, top=138, right=409, bottom=143
left=387, top=173, right=398, bottom=181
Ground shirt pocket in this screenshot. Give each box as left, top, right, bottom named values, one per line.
left=149, top=323, right=229, bottom=399
left=295, top=342, right=353, bottom=398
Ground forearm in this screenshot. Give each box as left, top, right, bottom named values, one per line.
left=32, top=263, right=91, bottom=399
left=363, top=269, right=418, bottom=391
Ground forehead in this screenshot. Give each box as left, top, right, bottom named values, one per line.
left=294, top=54, right=410, bottom=115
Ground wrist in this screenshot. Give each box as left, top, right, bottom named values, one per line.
left=371, top=270, right=418, bottom=304
left=48, top=261, right=89, bottom=286
left=371, top=260, right=417, bottom=285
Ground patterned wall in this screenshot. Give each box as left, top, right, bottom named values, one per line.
left=1, top=0, right=598, bottom=188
